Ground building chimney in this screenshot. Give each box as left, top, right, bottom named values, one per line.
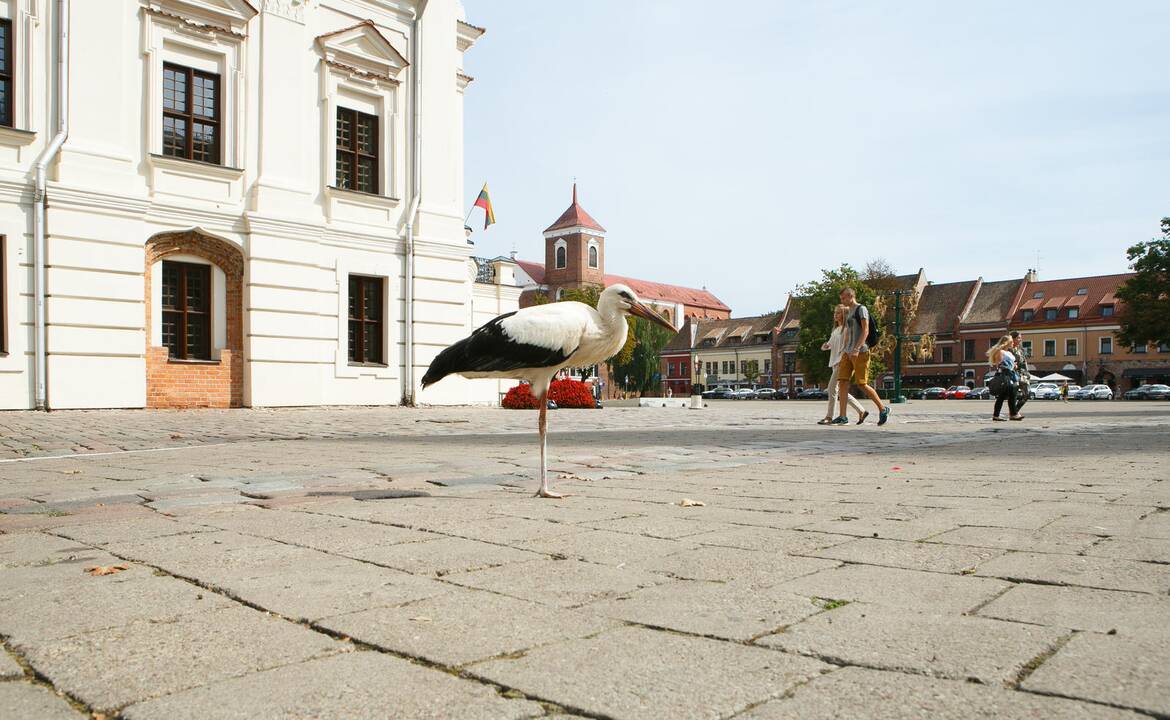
left=1025, top=268, right=1038, bottom=283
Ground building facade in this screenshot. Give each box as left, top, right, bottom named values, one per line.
left=0, top=0, right=513, bottom=410
left=661, top=313, right=779, bottom=396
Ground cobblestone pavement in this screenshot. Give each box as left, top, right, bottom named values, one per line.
left=1, top=400, right=1168, bottom=719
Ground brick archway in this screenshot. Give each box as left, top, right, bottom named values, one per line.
left=144, top=230, right=244, bottom=408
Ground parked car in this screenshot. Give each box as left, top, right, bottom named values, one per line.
left=1031, top=383, right=1060, bottom=400
left=966, top=387, right=991, bottom=399
left=907, top=388, right=925, bottom=400
left=1124, top=384, right=1170, bottom=400
left=923, top=387, right=947, bottom=399
left=797, top=388, right=828, bottom=400
left=729, top=388, right=756, bottom=400
left=1074, top=384, right=1113, bottom=400
left=701, top=387, right=731, bottom=399
left=753, top=387, right=777, bottom=399
left=942, top=386, right=968, bottom=399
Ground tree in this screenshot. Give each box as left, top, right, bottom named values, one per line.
left=743, top=359, right=760, bottom=385
left=1116, top=217, right=1170, bottom=348
left=608, top=314, right=675, bottom=394
left=794, top=265, right=878, bottom=387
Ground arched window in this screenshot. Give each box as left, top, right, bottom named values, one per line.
left=556, top=288, right=565, bottom=300
left=555, top=245, right=567, bottom=269
left=588, top=245, right=598, bottom=268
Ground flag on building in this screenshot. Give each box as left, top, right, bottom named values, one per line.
left=473, top=183, right=496, bottom=229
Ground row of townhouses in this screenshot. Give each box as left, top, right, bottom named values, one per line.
left=663, top=269, right=1169, bottom=395
left=0, top=0, right=526, bottom=410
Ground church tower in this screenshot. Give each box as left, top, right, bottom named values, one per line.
left=543, top=183, right=606, bottom=296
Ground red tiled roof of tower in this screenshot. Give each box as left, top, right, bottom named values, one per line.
left=1012, top=272, right=1135, bottom=321
left=544, top=183, right=606, bottom=234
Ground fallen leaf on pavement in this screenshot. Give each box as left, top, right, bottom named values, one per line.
left=891, top=466, right=903, bottom=471
left=409, top=616, right=432, bottom=623
left=678, top=498, right=705, bottom=507
left=85, top=565, right=128, bottom=576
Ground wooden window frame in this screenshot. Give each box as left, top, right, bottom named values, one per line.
left=554, top=245, right=566, bottom=269
left=336, top=107, right=379, bottom=194
left=347, top=275, right=385, bottom=365
left=0, top=19, right=12, bottom=128
left=1099, top=337, right=1113, bottom=355
left=588, top=244, right=598, bottom=268
left=1043, top=339, right=1055, bottom=357
left=161, top=261, right=212, bottom=361
left=162, top=62, right=222, bottom=165
left=941, top=346, right=953, bottom=363
left=1066, top=339, right=1077, bottom=356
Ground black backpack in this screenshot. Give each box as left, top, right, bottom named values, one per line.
left=853, top=305, right=881, bottom=348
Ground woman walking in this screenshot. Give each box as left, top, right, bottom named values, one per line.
left=819, top=304, right=868, bottom=425
left=988, top=335, right=1024, bottom=422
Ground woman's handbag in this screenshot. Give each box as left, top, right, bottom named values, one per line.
left=987, top=370, right=1008, bottom=396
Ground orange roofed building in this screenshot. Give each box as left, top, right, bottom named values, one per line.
left=515, top=185, right=731, bottom=328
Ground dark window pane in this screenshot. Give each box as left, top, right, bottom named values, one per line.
left=0, top=81, right=8, bottom=126
left=336, top=151, right=353, bottom=189
left=185, top=314, right=208, bottom=359
left=356, top=114, right=375, bottom=153
left=357, top=156, right=376, bottom=194
left=192, top=122, right=216, bottom=163
left=363, top=278, right=381, bottom=320
left=185, top=268, right=205, bottom=311
left=348, top=278, right=359, bottom=319
left=362, top=323, right=379, bottom=363
left=161, top=265, right=179, bottom=309
left=193, top=74, right=216, bottom=119
left=0, top=23, right=7, bottom=74
left=162, top=311, right=179, bottom=356
left=164, top=66, right=187, bottom=113
left=336, top=109, right=352, bottom=150
left=163, top=116, right=188, bottom=157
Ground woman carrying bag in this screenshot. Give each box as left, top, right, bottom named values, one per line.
left=987, top=335, right=1024, bottom=422
left=818, top=304, right=868, bottom=425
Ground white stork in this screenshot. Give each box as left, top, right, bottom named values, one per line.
left=421, top=284, right=675, bottom=498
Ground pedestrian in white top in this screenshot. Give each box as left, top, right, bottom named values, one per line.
left=818, top=304, right=868, bottom=425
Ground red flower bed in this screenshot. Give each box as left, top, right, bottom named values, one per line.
left=501, top=379, right=596, bottom=409
left=502, top=383, right=540, bottom=409
left=549, top=378, right=595, bottom=408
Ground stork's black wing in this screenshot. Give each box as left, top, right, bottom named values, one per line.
left=421, top=312, right=574, bottom=388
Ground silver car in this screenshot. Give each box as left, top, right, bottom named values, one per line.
left=1075, top=384, right=1113, bottom=400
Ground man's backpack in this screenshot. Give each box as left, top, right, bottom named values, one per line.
left=853, top=305, right=881, bottom=348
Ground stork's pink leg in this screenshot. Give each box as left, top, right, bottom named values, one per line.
left=535, top=393, right=565, bottom=499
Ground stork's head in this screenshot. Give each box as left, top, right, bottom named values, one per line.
left=600, top=284, right=676, bottom=331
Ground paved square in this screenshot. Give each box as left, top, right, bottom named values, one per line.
left=1, top=401, right=1168, bottom=717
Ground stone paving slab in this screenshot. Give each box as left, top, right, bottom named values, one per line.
left=1084, top=535, right=1170, bottom=563
left=758, top=602, right=1066, bottom=684
left=18, top=605, right=345, bottom=713
left=924, top=525, right=1099, bottom=554
left=806, top=537, right=1005, bottom=574
left=976, top=584, right=1170, bottom=636
left=743, top=665, right=1145, bottom=719
left=633, top=545, right=839, bottom=584
left=1023, top=632, right=1170, bottom=717
left=590, top=579, right=823, bottom=641
left=0, top=649, right=22, bottom=679
left=0, top=682, right=85, bottom=719
left=120, top=651, right=545, bottom=720
left=974, top=551, right=1170, bottom=593
left=318, top=588, right=618, bottom=667
left=521, top=529, right=690, bottom=565
left=345, top=535, right=546, bottom=577
left=776, top=563, right=1012, bottom=614
left=470, top=625, right=831, bottom=720
left=447, top=558, right=668, bottom=608
left=690, top=526, right=848, bottom=554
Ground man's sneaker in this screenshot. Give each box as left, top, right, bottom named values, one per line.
left=878, top=407, right=890, bottom=426
left=830, top=416, right=849, bottom=425
left=856, top=411, right=869, bottom=425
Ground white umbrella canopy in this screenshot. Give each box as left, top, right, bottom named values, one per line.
left=1040, top=373, right=1073, bottom=382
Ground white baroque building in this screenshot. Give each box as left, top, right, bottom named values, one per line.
left=0, top=0, right=519, bottom=410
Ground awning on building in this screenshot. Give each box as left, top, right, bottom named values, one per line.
left=1122, top=367, right=1170, bottom=378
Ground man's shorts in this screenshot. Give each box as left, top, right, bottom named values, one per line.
left=838, top=350, right=870, bottom=385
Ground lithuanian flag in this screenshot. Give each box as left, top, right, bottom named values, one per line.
left=473, top=183, right=496, bottom=230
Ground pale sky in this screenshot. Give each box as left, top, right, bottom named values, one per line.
left=461, top=1, right=1170, bottom=315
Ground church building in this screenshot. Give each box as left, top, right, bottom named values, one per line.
left=514, top=185, right=730, bottom=328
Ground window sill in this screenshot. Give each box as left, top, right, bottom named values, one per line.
left=148, top=153, right=244, bottom=179
left=348, top=362, right=388, bottom=368
left=327, top=186, right=401, bottom=205
left=167, top=358, right=220, bottom=366
left=0, top=126, right=36, bottom=147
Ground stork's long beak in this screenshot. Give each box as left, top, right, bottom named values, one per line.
left=629, top=301, right=677, bottom=331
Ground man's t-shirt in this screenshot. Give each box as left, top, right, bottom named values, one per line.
left=845, top=304, right=870, bottom=353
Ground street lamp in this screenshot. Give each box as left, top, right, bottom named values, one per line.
left=690, top=354, right=705, bottom=409
left=890, top=289, right=907, bottom=404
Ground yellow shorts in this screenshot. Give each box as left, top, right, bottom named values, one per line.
left=838, top=350, right=870, bottom=385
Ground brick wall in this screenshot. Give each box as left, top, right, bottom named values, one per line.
left=144, top=231, right=244, bottom=408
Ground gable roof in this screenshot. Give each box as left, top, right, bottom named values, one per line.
left=963, top=278, right=1024, bottom=325
left=1012, top=272, right=1134, bottom=322
left=910, top=280, right=978, bottom=335
left=544, top=184, right=606, bottom=234
left=516, top=259, right=730, bottom=313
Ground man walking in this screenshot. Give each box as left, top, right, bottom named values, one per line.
left=1011, top=331, right=1029, bottom=412
left=835, top=287, right=890, bottom=426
